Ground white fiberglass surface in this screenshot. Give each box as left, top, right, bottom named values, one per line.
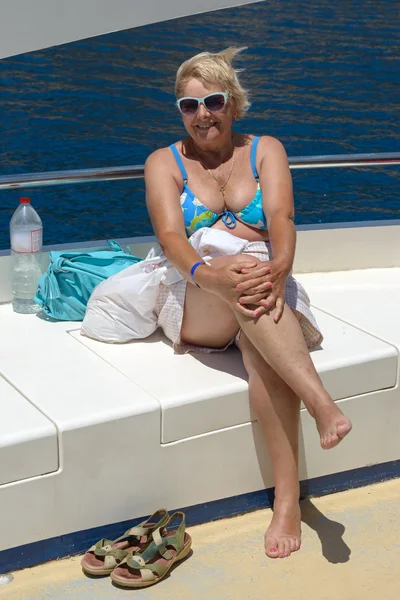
left=0, top=376, right=58, bottom=484
left=0, top=304, right=159, bottom=429
left=0, top=0, right=257, bottom=59
left=0, top=269, right=399, bottom=552
left=297, top=268, right=400, bottom=349
left=0, top=267, right=397, bottom=445
left=71, top=305, right=397, bottom=403
left=71, top=302, right=397, bottom=443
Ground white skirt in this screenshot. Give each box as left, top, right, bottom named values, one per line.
left=154, top=229, right=323, bottom=354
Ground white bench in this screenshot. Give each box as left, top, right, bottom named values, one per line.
left=0, top=377, right=57, bottom=485
left=72, top=306, right=397, bottom=444
left=0, top=268, right=399, bottom=557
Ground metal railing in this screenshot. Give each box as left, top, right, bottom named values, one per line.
left=0, top=152, right=399, bottom=190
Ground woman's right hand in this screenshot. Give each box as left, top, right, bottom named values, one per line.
left=194, top=259, right=273, bottom=317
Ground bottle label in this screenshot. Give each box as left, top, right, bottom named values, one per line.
left=31, top=228, right=43, bottom=252
left=11, top=228, right=43, bottom=253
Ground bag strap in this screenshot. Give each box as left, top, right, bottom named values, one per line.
left=107, top=240, right=124, bottom=252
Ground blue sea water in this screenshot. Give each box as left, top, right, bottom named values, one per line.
left=0, top=0, right=399, bottom=249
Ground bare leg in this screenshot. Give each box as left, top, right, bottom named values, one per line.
left=181, top=284, right=239, bottom=349
left=182, top=278, right=302, bottom=557
left=238, top=332, right=301, bottom=559
left=179, top=254, right=351, bottom=558
left=234, top=305, right=352, bottom=449
left=182, top=254, right=352, bottom=449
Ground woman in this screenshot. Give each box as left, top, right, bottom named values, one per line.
left=145, top=47, right=352, bottom=559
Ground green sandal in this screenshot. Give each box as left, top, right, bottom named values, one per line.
left=110, top=512, right=192, bottom=588
left=81, top=508, right=170, bottom=576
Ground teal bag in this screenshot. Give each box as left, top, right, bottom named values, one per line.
left=34, top=240, right=142, bottom=321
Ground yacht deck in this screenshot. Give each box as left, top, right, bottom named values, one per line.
left=1, top=479, right=399, bottom=600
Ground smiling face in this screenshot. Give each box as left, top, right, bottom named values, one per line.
left=179, top=78, right=236, bottom=148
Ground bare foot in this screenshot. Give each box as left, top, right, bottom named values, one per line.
left=264, top=501, right=301, bottom=559
left=314, top=404, right=352, bottom=450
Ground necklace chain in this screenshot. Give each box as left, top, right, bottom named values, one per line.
left=191, top=140, right=236, bottom=200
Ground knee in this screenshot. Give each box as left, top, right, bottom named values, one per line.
left=237, top=254, right=262, bottom=266
left=210, top=254, right=262, bottom=269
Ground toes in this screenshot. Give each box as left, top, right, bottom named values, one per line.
left=278, top=539, right=286, bottom=558
left=265, top=536, right=279, bottom=558
left=283, top=539, right=291, bottom=558
left=320, top=417, right=352, bottom=450
left=266, top=535, right=301, bottom=558
left=321, top=432, right=339, bottom=450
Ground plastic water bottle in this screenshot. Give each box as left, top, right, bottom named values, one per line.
left=10, top=197, right=43, bottom=314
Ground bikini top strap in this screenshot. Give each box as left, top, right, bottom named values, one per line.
left=250, top=136, right=260, bottom=178
left=169, top=144, right=188, bottom=181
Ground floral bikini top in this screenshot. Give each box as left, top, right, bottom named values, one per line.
left=169, top=136, right=267, bottom=237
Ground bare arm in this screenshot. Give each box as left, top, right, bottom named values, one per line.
left=259, top=136, right=296, bottom=273
left=145, top=148, right=202, bottom=280
left=237, top=136, right=296, bottom=322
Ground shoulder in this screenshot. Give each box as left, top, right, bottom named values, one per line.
left=255, top=136, right=289, bottom=172
left=144, top=143, right=184, bottom=183
left=256, top=135, right=288, bottom=156
left=145, top=146, right=173, bottom=171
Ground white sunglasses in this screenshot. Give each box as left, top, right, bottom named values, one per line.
left=176, top=92, right=229, bottom=116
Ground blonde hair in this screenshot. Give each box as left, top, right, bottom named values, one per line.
left=175, top=47, right=250, bottom=119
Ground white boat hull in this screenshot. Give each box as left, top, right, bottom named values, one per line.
left=0, top=221, right=399, bottom=572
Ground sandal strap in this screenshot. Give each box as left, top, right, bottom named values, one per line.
left=125, top=553, right=167, bottom=579
left=95, top=547, right=128, bottom=561
left=119, top=554, right=156, bottom=582
left=114, top=525, right=149, bottom=543
left=138, top=511, right=187, bottom=563
left=87, top=508, right=170, bottom=555
left=89, top=538, right=114, bottom=556
left=159, top=511, right=187, bottom=555
left=152, top=528, right=174, bottom=560
left=110, top=508, right=170, bottom=545
left=118, top=513, right=188, bottom=583
left=102, top=549, right=128, bottom=570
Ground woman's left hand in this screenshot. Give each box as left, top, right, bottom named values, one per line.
left=236, top=259, right=289, bottom=323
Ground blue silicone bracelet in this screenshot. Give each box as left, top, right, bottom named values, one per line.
left=190, top=261, right=206, bottom=286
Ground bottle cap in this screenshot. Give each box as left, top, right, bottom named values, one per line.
left=20, top=197, right=31, bottom=204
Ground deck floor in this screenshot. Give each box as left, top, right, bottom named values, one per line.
left=2, top=479, right=399, bottom=600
